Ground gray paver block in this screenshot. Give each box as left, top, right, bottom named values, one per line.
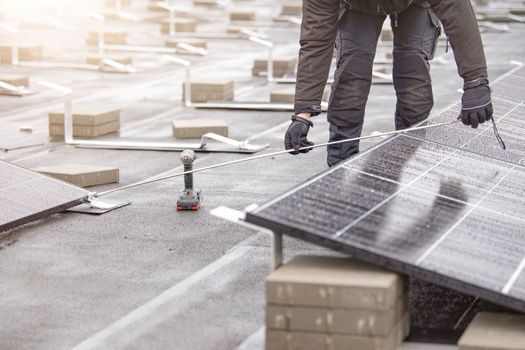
left=34, top=163, right=119, bottom=187
left=266, top=256, right=406, bottom=310
left=86, top=31, right=127, bottom=46
left=230, top=10, right=256, bottom=21
left=266, top=296, right=407, bottom=336
left=48, top=107, right=121, bottom=138
left=172, top=119, right=229, bottom=139
left=183, top=79, right=234, bottom=103
left=161, top=18, right=197, bottom=33
left=458, top=312, right=525, bottom=350
left=49, top=107, right=120, bottom=126
left=281, top=2, right=302, bottom=15
left=0, top=45, right=43, bottom=64
left=266, top=313, right=409, bottom=350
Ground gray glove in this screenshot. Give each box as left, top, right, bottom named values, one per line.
left=284, top=115, right=314, bottom=155
left=461, top=78, right=493, bottom=129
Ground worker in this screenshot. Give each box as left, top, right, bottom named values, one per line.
left=285, top=0, right=493, bottom=166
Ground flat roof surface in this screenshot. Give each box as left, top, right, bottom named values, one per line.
left=0, top=0, right=524, bottom=349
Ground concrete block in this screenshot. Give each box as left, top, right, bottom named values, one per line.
left=266, top=296, right=407, bottom=336
left=86, top=55, right=132, bottom=65
left=253, top=57, right=297, bottom=78
left=147, top=2, right=170, bottom=11
left=266, top=256, right=406, bottom=311
left=0, top=75, right=29, bottom=95
left=193, top=0, right=219, bottom=6
left=166, top=38, right=208, bottom=49
left=270, top=88, right=328, bottom=104
left=48, top=107, right=120, bottom=126
left=230, top=10, right=256, bottom=21
left=266, top=313, right=409, bottom=350
left=49, top=121, right=120, bottom=138
left=381, top=29, right=394, bottom=41
left=183, top=79, right=234, bottom=103
left=161, top=18, right=197, bottom=33
left=172, top=119, right=228, bottom=139
left=281, top=2, right=302, bottom=15
left=511, top=7, right=525, bottom=15
left=105, top=0, right=132, bottom=7
left=458, top=312, right=525, bottom=350
left=227, top=26, right=244, bottom=34
left=48, top=107, right=121, bottom=138
left=34, top=164, right=119, bottom=187
left=0, top=45, right=43, bottom=64
left=86, top=31, right=127, bottom=46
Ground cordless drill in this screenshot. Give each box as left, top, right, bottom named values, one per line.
left=176, top=150, right=202, bottom=211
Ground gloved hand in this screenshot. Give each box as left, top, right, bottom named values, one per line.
left=284, top=115, right=314, bottom=155
left=460, top=78, right=493, bottom=129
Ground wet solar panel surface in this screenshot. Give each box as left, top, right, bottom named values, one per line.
left=0, top=160, right=90, bottom=233
left=246, top=66, right=525, bottom=312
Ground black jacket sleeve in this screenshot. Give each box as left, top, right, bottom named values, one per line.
left=294, top=0, right=340, bottom=116
left=430, top=0, right=488, bottom=81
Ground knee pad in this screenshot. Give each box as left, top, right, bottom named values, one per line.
left=393, top=53, right=434, bottom=129
left=327, top=54, right=374, bottom=128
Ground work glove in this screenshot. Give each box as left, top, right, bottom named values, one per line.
left=460, top=78, right=493, bottom=129
left=284, top=115, right=314, bottom=155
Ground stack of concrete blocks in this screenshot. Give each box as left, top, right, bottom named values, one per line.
left=86, top=31, right=127, bottom=46
left=252, top=57, right=297, bottom=78
left=511, top=8, right=525, bottom=15
left=472, top=0, right=490, bottom=7
left=166, top=38, right=208, bottom=49
left=270, top=88, right=329, bottom=104
left=458, top=312, right=525, bottom=349
left=266, top=256, right=409, bottom=350
left=48, top=107, right=121, bottom=139
left=0, top=45, right=43, bottom=64
left=0, top=75, right=30, bottom=96
left=34, top=164, right=119, bottom=187
left=147, top=0, right=167, bottom=11
left=227, top=26, right=253, bottom=34
left=183, top=79, right=234, bottom=103
left=230, top=10, right=256, bottom=21
left=193, top=0, right=219, bottom=7
left=105, top=0, right=132, bottom=7
left=281, top=2, right=302, bottom=16
left=172, top=119, right=229, bottom=139
left=161, top=18, right=197, bottom=34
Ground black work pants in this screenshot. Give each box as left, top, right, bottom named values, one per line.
left=326, top=3, right=441, bottom=167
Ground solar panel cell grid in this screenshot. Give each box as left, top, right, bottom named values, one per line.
left=246, top=66, right=525, bottom=312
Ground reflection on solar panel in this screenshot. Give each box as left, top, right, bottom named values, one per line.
left=0, top=160, right=90, bottom=233
left=246, top=66, right=525, bottom=313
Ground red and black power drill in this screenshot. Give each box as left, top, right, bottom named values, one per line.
left=176, top=150, right=202, bottom=211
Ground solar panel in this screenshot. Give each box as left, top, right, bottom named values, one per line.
left=0, top=160, right=90, bottom=233
left=245, top=66, right=525, bottom=313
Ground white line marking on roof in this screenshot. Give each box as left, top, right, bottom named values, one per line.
left=73, top=246, right=251, bottom=350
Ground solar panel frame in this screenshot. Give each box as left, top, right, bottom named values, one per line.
left=0, top=160, right=91, bottom=233
left=245, top=65, right=525, bottom=313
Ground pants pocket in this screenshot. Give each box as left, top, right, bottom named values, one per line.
left=422, top=9, right=441, bottom=60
